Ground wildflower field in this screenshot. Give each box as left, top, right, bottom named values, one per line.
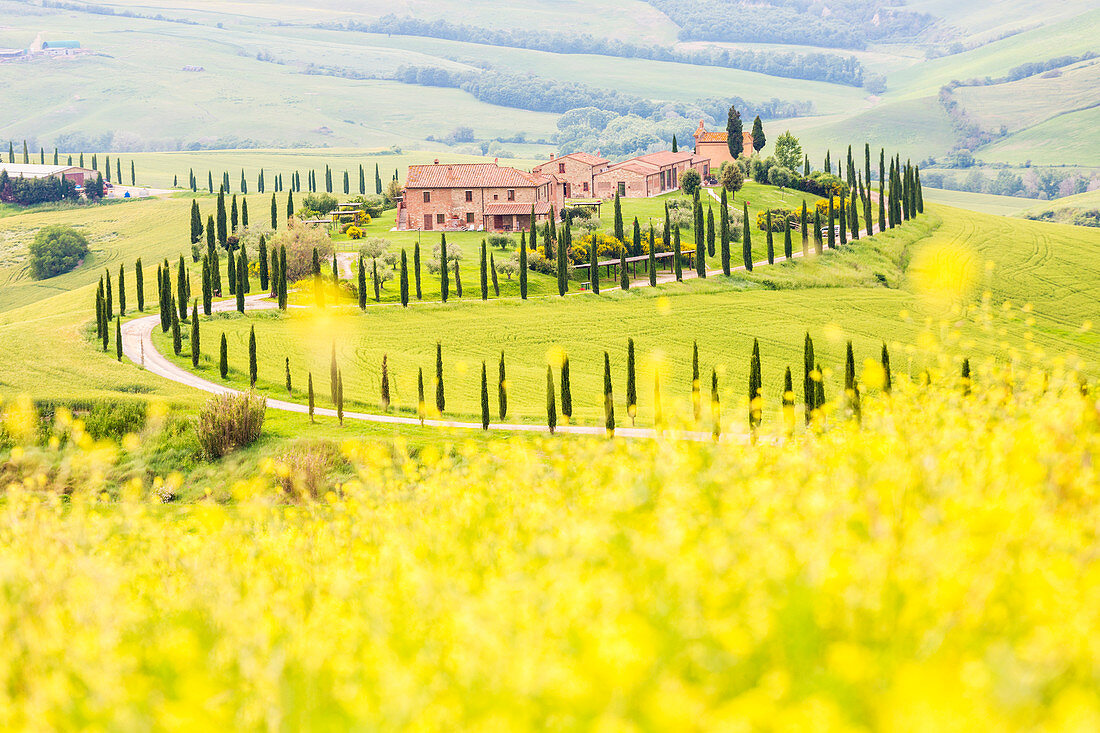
left=2, top=359, right=1098, bottom=730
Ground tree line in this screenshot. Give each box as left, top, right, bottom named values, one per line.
left=351, top=15, right=866, bottom=86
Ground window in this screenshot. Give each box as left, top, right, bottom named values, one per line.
left=422, top=191, right=430, bottom=203
left=493, top=194, right=498, bottom=200
left=436, top=213, right=445, bottom=224
left=465, top=190, right=473, bottom=202
left=507, top=189, right=515, bottom=201
left=617, top=181, right=626, bottom=197
left=558, top=162, right=565, bottom=174
left=466, top=212, right=474, bottom=223
left=583, top=182, right=589, bottom=192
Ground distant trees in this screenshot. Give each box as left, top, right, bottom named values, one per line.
left=29, top=225, right=89, bottom=279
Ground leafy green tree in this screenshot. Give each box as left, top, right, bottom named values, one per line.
left=679, top=168, right=701, bottom=196
left=773, top=130, right=802, bottom=170
left=720, top=162, right=744, bottom=197
left=725, top=106, right=743, bottom=159
left=28, top=225, right=89, bottom=279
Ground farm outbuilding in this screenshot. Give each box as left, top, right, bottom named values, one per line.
left=0, top=163, right=97, bottom=186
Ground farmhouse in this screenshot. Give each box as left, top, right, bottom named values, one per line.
left=532, top=151, right=610, bottom=200
left=397, top=160, right=560, bottom=232
left=693, top=120, right=754, bottom=170
left=592, top=151, right=710, bottom=199
left=0, top=163, right=97, bottom=186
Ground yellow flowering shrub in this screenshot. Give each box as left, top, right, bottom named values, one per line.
left=0, top=364, right=1097, bottom=729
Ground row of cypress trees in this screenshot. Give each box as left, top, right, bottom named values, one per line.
left=185, top=163, right=393, bottom=195
left=6, top=141, right=138, bottom=185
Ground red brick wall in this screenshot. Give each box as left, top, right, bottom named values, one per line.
left=403, top=183, right=558, bottom=231
left=533, top=157, right=604, bottom=199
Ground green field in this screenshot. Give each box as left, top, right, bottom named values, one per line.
left=918, top=187, right=1036, bottom=216
left=977, top=106, right=1100, bottom=166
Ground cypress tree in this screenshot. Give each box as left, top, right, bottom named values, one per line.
left=881, top=342, right=892, bottom=394
left=479, top=240, right=488, bottom=300
left=285, top=357, right=291, bottom=396
left=357, top=255, right=367, bottom=309
left=556, top=229, right=568, bottom=296
left=620, top=247, right=629, bottom=290
left=878, top=149, right=886, bottom=233
left=708, top=206, right=717, bottom=258
left=813, top=208, right=823, bottom=254
left=381, top=354, right=390, bottom=411
left=844, top=340, right=860, bottom=422
left=498, top=351, right=507, bottom=420
left=202, top=256, right=212, bottom=315
left=560, top=355, right=572, bottom=422
left=519, top=234, right=528, bottom=299
left=742, top=202, right=753, bottom=271
left=824, top=150, right=831, bottom=173
left=648, top=224, right=657, bottom=287
left=765, top=210, right=774, bottom=264
left=827, top=196, right=836, bottom=249
left=673, top=226, right=683, bottom=281
left=546, top=365, right=557, bottom=435
left=480, top=361, right=490, bottom=430
left=849, top=190, right=860, bottom=240
left=435, top=342, right=445, bottom=414
left=626, top=338, right=637, bottom=425
left=115, top=317, right=122, bottom=362
left=343, top=170, right=349, bottom=195
left=359, top=164, right=365, bottom=194
left=177, top=255, right=189, bottom=321
left=337, top=370, right=343, bottom=426
left=311, top=248, right=320, bottom=277
left=783, top=218, right=793, bottom=259
left=101, top=293, right=110, bottom=352
left=711, top=369, right=721, bottom=440
left=413, top=242, right=423, bottom=300
left=248, top=325, right=257, bottom=386
left=190, top=200, right=203, bottom=244
left=453, top=260, right=461, bottom=298
left=782, top=366, right=794, bottom=435
left=105, top=155, right=111, bottom=183
left=287, top=190, right=294, bottom=220
left=258, top=169, right=265, bottom=194
left=332, top=254, right=338, bottom=285
left=95, top=281, right=103, bottom=340
left=749, top=338, right=762, bottom=431
left=490, top=251, right=500, bottom=296
left=278, top=246, right=287, bottom=309
left=105, top=268, right=113, bottom=320
left=236, top=253, right=246, bottom=314
left=373, top=259, right=381, bottom=302
left=603, top=351, right=615, bottom=437
left=241, top=198, right=249, bottom=228
left=270, top=193, right=278, bottom=229
left=417, top=368, right=425, bottom=425
left=135, top=258, right=144, bottom=311
left=613, top=192, right=624, bottom=244
left=803, top=333, right=816, bottom=423
left=308, top=372, right=315, bottom=422
left=375, top=164, right=382, bottom=195
left=915, top=166, right=924, bottom=214
left=118, top=264, right=126, bottom=316
left=961, top=357, right=971, bottom=395
left=190, top=301, right=200, bottom=367
left=216, top=189, right=227, bottom=246
left=590, top=236, right=600, bottom=293
left=671, top=134, right=678, bottom=152
left=330, top=343, right=338, bottom=405
left=440, top=234, right=449, bottom=303
left=799, top=201, right=809, bottom=256
left=720, top=187, right=731, bottom=275
left=400, top=249, right=409, bottom=307
left=171, top=305, right=181, bottom=356
left=692, top=340, right=701, bottom=423
left=269, top=246, right=278, bottom=298
left=258, top=235, right=268, bottom=291
left=663, top=202, right=671, bottom=251
left=231, top=195, right=239, bottom=232
left=695, top=200, right=706, bottom=278
left=839, top=192, right=848, bottom=245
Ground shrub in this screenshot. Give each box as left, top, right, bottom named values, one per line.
left=195, top=391, right=266, bottom=459
left=573, top=232, right=624, bottom=263
left=347, top=194, right=386, bottom=217
left=679, top=168, right=701, bottom=196
left=562, top=206, right=592, bottom=220
left=525, top=251, right=554, bottom=275
left=346, top=226, right=364, bottom=240
left=271, top=219, right=334, bottom=280
left=756, top=208, right=799, bottom=231
left=487, top=234, right=514, bottom=250
left=28, top=225, right=89, bottom=279
left=791, top=172, right=847, bottom=198
left=767, top=166, right=795, bottom=190
left=274, top=441, right=344, bottom=501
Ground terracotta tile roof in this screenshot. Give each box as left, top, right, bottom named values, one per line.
left=598, top=150, right=705, bottom=177
left=484, top=202, right=553, bottom=216
left=697, top=131, right=727, bottom=143
left=559, top=151, right=610, bottom=166
left=406, top=163, right=549, bottom=189
left=600, top=160, right=659, bottom=176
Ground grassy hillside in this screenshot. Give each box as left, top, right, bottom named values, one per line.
left=918, top=188, right=1036, bottom=216
left=977, top=106, right=1100, bottom=166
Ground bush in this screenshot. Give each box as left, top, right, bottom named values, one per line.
left=487, top=234, right=515, bottom=250
left=573, top=232, right=625, bottom=264
left=348, top=194, right=387, bottom=217
left=497, top=257, right=519, bottom=279
left=271, top=219, right=334, bottom=281
left=525, top=251, right=554, bottom=275
left=756, top=208, right=799, bottom=231
left=346, top=226, right=364, bottom=240
left=562, top=206, right=592, bottom=220
left=274, top=441, right=344, bottom=501
left=791, top=171, right=847, bottom=198
left=303, top=192, right=338, bottom=216
left=195, top=391, right=266, bottom=460
left=767, top=166, right=795, bottom=190
left=28, top=225, right=90, bottom=279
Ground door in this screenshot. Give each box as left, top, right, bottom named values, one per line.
left=423, top=214, right=432, bottom=230
left=564, top=182, right=571, bottom=199
left=493, top=215, right=504, bottom=230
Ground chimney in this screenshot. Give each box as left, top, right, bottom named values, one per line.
left=494, top=157, right=499, bottom=165
left=433, top=158, right=439, bottom=165
left=549, top=153, right=555, bottom=159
